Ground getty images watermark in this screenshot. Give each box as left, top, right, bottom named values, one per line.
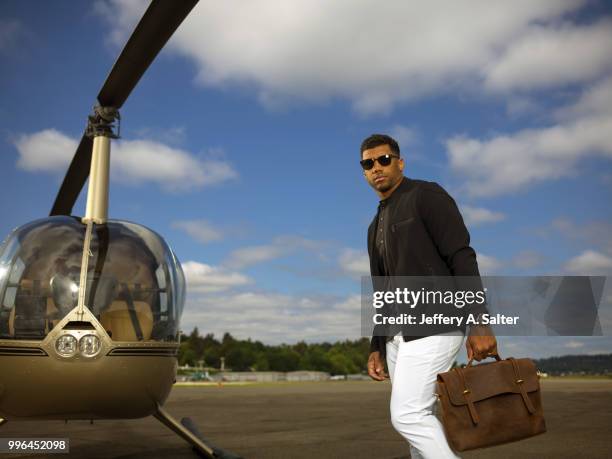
left=371, top=286, right=519, bottom=326
left=361, top=276, right=611, bottom=337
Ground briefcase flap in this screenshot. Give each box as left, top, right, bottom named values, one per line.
left=438, top=358, right=539, bottom=406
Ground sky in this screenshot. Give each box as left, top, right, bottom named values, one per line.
left=1, top=0, right=611, bottom=360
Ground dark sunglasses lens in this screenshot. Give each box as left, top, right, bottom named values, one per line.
left=360, top=159, right=375, bottom=170
left=378, top=155, right=392, bottom=166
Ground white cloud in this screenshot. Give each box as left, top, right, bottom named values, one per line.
left=15, top=129, right=77, bottom=172
left=224, top=236, right=325, bottom=269
left=446, top=109, right=612, bottom=197
left=564, top=340, right=585, bottom=349
left=555, top=76, right=612, bottom=121
left=93, top=0, right=148, bottom=48
left=564, top=250, right=612, bottom=275
left=172, top=220, right=224, bottom=244
left=461, top=205, right=505, bottom=227
left=476, top=252, right=502, bottom=274
left=182, top=261, right=252, bottom=293
left=13, top=129, right=237, bottom=191
left=333, top=294, right=362, bottom=311
left=133, top=126, right=187, bottom=146
left=112, top=140, right=237, bottom=190
left=99, top=0, right=595, bottom=114
left=484, top=20, right=612, bottom=92
left=181, top=290, right=362, bottom=343
left=338, top=249, right=369, bottom=278
left=448, top=76, right=612, bottom=197
left=225, top=244, right=287, bottom=269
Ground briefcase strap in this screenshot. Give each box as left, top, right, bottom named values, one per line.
left=508, top=358, right=536, bottom=414
left=454, top=358, right=538, bottom=425
left=455, top=366, right=479, bottom=425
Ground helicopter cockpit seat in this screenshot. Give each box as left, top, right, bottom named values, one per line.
left=100, top=299, right=153, bottom=341
left=7, top=279, right=67, bottom=338
left=12, top=280, right=47, bottom=339
left=100, top=283, right=154, bottom=341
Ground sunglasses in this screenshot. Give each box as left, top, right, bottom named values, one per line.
left=360, top=154, right=399, bottom=170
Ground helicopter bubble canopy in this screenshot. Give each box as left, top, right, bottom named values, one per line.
left=0, top=216, right=185, bottom=342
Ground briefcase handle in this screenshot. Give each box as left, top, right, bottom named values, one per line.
left=466, top=353, right=501, bottom=367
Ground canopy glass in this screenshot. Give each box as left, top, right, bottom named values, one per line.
left=0, top=216, right=185, bottom=342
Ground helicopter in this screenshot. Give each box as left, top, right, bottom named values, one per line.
left=0, top=1, right=240, bottom=458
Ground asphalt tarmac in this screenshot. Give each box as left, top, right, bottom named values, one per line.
left=1, top=379, right=611, bottom=458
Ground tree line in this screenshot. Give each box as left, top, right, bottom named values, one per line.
left=534, top=354, right=612, bottom=375
left=179, top=328, right=370, bottom=374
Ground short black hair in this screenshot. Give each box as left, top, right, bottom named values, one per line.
left=360, top=134, right=400, bottom=158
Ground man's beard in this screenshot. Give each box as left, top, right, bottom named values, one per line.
left=371, top=176, right=395, bottom=193
left=375, top=181, right=393, bottom=192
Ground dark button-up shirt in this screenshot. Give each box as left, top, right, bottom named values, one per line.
left=375, top=199, right=391, bottom=276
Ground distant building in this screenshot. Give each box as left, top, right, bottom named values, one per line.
left=220, top=371, right=286, bottom=382
left=216, top=371, right=331, bottom=382
left=346, top=374, right=371, bottom=381
left=287, top=371, right=330, bottom=382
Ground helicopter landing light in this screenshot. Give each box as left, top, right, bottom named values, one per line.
left=54, top=334, right=78, bottom=358
left=78, top=334, right=101, bottom=358
left=53, top=330, right=104, bottom=359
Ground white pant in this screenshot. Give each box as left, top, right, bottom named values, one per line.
left=386, top=332, right=464, bottom=459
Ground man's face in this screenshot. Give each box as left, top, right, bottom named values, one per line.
left=361, top=144, right=404, bottom=194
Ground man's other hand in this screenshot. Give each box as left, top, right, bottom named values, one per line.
left=466, top=325, right=498, bottom=362
left=367, top=351, right=388, bottom=381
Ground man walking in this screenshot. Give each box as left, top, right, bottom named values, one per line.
left=361, top=134, right=497, bottom=458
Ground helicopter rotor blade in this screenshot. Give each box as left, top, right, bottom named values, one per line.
left=97, top=0, right=199, bottom=109
left=50, top=0, right=199, bottom=216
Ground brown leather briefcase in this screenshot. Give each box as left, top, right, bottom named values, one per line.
left=436, top=355, right=546, bottom=452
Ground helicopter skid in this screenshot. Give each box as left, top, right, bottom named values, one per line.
left=154, top=404, right=243, bottom=459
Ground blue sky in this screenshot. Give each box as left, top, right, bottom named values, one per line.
left=1, top=0, right=611, bottom=358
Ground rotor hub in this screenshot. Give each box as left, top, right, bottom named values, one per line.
left=86, top=106, right=120, bottom=139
